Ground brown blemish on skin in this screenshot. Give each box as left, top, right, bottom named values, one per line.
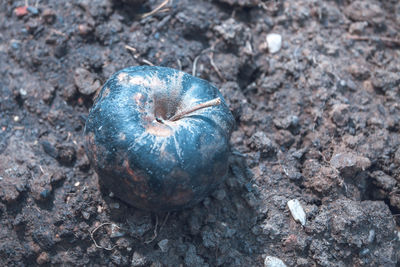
left=145, top=123, right=173, bottom=137
left=124, top=159, right=144, bottom=182
left=168, top=189, right=193, bottom=205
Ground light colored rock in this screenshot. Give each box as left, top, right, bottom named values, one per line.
left=287, top=199, right=306, bottom=226
left=266, top=33, right=282, bottom=54
left=110, top=223, right=124, bottom=238
left=158, top=239, right=169, bottom=253
left=131, top=252, right=147, bottom=266
left=264, top=256, right=287, bottom=267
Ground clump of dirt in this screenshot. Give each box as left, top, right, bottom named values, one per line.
left=1, top=0, right=400, bottom=266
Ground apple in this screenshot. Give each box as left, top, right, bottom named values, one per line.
left=84, top=66, right=235, bottom=211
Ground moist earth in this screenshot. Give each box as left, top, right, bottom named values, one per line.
left=1, top=0, right=400, bottom=266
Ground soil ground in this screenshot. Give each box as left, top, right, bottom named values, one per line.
left=1, top=0, right=400, bottom=266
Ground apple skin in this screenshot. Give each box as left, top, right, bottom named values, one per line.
left=84, top=66, right=235, bottom=211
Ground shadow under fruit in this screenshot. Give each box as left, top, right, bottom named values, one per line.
left=84, top=66, right=235, bottom=211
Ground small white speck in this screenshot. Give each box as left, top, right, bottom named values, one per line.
left=266, top=33, right=282, bottom=54
left=13, top=116, right=19, bottom=122
left=97, top=206, right=102, bottom=213
left=74, top=181, right=80, bottom=187
left=287, top=199, right=306, bottom=226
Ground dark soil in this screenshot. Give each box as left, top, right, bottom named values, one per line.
left=1, top=0, right=400, bottom=266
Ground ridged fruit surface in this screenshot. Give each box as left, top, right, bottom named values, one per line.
left=84, top=66, right=235, bottom=211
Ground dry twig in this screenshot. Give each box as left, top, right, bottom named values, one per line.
left=142, top=0, right=170, bottom=19
left=90, top=222, right=119, bottom=251
left=347, top=35, right=400, bottom=47
left=125, top=45, right=154, bottom=66
left=144, top=215, right=159, bottom=244
left=208, top=53, right=225, bottom=82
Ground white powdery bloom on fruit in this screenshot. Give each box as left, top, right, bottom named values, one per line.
left=287, top=199, right=306, bottom=226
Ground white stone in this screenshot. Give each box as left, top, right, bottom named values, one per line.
left=264, top=256, right=287, bottom=267
left=158, top=239, right=169, bottom=252
left=287, top=199, right=306, bottom=226
left=266, top=33, right=282, bottom=54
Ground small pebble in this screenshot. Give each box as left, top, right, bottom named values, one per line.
left=27, top=6, right=39, bottom=15
left=82, top=211, right=90, bottom=220
left=287, top=199, right=306, bottom=226
left=368, top=229, right=375, bottom=244
left=19, top=88, right=27, bottom=96
left=36, top=252, right=49, bottom=265
left=110, top=224, right=125, bottom=238
left=42, top=9, right=56, bottom=24
left=14, top=6, right=28, bottom=17
left=131, top=252, right=148, bottom=267
left=359, top=248, right=369, bottom=256
left=39, top=188, right=51, bottom=199
left=266, top=33, right=282, bottom=54
left=10, top=40, right=21, bottom=50
left=264, top=256, right=287, bottom=267
left=97, top=205, right=103, bottom=213
left=158, top=239, right=169, bottom=252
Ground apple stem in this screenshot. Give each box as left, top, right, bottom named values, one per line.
left=169, top=97, right=222, bottom=121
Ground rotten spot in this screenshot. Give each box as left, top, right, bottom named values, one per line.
left=168, top=189, right=194, bottom=205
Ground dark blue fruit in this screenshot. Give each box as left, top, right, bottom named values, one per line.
left=84, top=66, right=234, bottom=211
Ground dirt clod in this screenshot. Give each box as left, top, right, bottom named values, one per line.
left=74, top=67, right=101, bottom=95
left=330, top=152, right=371, bottom=178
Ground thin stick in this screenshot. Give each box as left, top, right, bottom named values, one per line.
left=192, top=47, right=212, bottom=76
left=141, top=59, right=154, bottom=66
left=209, top=52, right=225, bottom=82
left=177, top=58, right=182, bottom=71
left=90, top=222, right=119, bottom=251
left=144, top=215, right=159, bottom=244
left=125, top=45, right=137, bottom=53
left=159, top=212, right=170, bottom=232
left=141, top=0, right=170, bottom=19
left=169, top=98, right=221, bottom=121
left=125, top=45, right=154, bottom=65
left=347, top=35, right=400, bottom=47
left=192, top=54, right=201, bottom=77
